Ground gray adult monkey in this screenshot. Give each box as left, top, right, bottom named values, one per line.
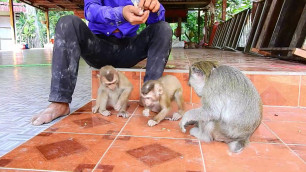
left=180, top=61, right=262, bottom=153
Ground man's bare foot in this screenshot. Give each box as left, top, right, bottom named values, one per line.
left=31, top=102, right=70, bottom=126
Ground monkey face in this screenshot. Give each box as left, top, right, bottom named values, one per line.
left=106, top=82, right=117, bottom=91
left=189, top=66, right=205, bottom=96
left=141, top=91, right=159, bottom=107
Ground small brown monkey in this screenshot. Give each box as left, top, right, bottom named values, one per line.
left=141, top=75, right=184, bottom=127
left=92, top=65, right=133, bottom=118
left=180, top=61, right=262, bottom=153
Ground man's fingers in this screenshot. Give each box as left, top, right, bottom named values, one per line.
left=149, top=1, right=156, bottom=11
left=129, top=10, right=149, bottom=25
left=152, top=2, right=160, bottom=12
left=138, top=0, right=145, bottom=8
left=144, top=0, right=151, bottom=9
left=129, top=6, right=144, bottom=16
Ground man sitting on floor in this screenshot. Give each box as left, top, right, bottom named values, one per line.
left=31, top=0, right=172, bottom=125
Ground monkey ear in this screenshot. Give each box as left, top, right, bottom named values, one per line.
left=154, top=83, right=163, bottom=95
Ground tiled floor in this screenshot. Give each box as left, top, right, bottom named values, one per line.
left=0, top=48, right=92, bottom=156
left=0, top=101, right=305, bottom=171
left=1, top=48, right=306, bottom=171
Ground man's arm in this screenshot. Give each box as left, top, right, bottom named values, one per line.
left=138, top=0, right=165, bottom=24
left=84, top=0, right=126, bottom=26
left=147, top=4, right=165, bottom=24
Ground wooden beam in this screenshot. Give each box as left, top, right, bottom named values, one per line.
left=256, top=0, right=284, bottom=48
left=290, top=4, right=306, bottom=48
left=211, top=0, right=216, bottom=26
left=45, top=10, right=50, bottom=43
left=178, top=17, right=182, bottom=41
left=198, top=9, right=201, bottom=44
left=293, top=48, right=306, bottom=58
left=222, top=0, right=227, bottom=21
left=251, top=48, right=271, bottom=56
left=161, top=2, right=209, bottom=5
left=9, top=0, right=16, bottom=44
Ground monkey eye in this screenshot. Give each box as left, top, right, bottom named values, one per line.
left=192, top=68, right=201, bottom=74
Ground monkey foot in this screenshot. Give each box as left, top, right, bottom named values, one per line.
left=171, top=113, right=182, bottom=121
left=100, top=110, right=111, bottom=116
left=117, top=112, right=129, bottom=118
left=31, top=102, right=70, bottom=126
left=142, top=109, right=150, bottom=117
left=147, top=120, right=158, bottom=127
left=179, top=120, right=187, bottom=133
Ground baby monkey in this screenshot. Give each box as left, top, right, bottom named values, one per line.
left=92, top=65, right=133, bottom=118
left=141, top=75, right=184, bottom=127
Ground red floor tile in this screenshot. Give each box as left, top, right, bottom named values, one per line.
left=201, top=142, right=306, bottom=172
left=289, top=145, right=306, bottom=162
left=249, top=75, right=300, bottom=106
left=263, top=106, right=306, bottom=122
left=95, top=136, right=204, bottom=172
left=0, top=133, right=113, bottom=171
left=300, top=76, right=306, bottom=107
left=250, top=123, right=281, bottom=143
left=122, top=103, right=195, bottom=139
left=264, top=121, right=306, bottom=145
left=46, top=102, right=138, bottom=134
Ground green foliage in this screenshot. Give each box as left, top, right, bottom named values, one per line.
left=16, top=9, right=73, bottom=47
left=215, top=0, right=252, bottom=21
left=16, top=13, right=36, bottom=45
left=184, top=11, right=204, bottom=42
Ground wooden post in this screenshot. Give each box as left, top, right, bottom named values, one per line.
left=9, top=0, right=16, bottom=44
left=178, top=17, right=182, bottom=41
left=204, top=10, right=208, bottom=43
left=45, top=10, right=50, bottom=43
left=198, top=9, right=201, bottom=44
left=222, top=0, right=227, bottom=21
left=211, top=0, right=216, bottom=26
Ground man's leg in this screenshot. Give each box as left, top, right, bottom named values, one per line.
left=113, top=21, right=173, bottom=82
left=31, top=15, right=112, bottom=125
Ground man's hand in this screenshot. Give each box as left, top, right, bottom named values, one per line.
left=138, top=0, right=160, bottom=12
left=123, top=5, right=149, bottom=25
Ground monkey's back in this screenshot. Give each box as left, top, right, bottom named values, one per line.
left=158, top=75, right=183, bottom=99
left=205, top=65, right=262, bottom=137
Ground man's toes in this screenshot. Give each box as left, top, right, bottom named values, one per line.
left=32, top=117, right=45, bottom=126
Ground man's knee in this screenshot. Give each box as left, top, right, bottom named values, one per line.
left=56, top=15, right=83, bottom=30
left=151, top=21, right=173, bottom=39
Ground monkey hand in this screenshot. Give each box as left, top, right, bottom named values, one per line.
left=179, top=119, right=187, bottom=133
left=100, top=110, right=111, bottom=117
left=143, top=109, right=150, bottom=117
left=117, top=111, right=129, bottom=118
left=92, top=105, right=99, bottom=113
left=147, top=119, right=158, bottom=127
left=114, top=102, right=122, bottom=111
left=171, top=113, right=182, bottom=121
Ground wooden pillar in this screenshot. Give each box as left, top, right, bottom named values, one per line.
left=9, top=0, right=16, bottom=44
left=211, top=0, right=216, bottom=26
left=45, top=10, right=50, bottom=43
left=204, top=10, right=208, bottom=43
left=222, top=0, right=227, bottom=21
left=198, top=9, right=201, bottom=43
left=178, top=17, right=182, bottom=41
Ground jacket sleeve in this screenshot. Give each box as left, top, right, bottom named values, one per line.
left=146, top=3, right=166, bottom=24
left=84, top=0, right=127, bottom=26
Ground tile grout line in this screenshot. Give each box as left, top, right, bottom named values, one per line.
left=298, top=75, right=302, bottom=107
left=198, top=140, right=206, bottom=172
left=0, top=167, right=67, bottom=172
left=92, top=105, right=140, bottom=171
left=118, top=134, right=198, bottom=140
left=262, top=122, right=306, bottom=164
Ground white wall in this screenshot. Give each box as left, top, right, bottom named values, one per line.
left=0, top=13, right=14, bottom=50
